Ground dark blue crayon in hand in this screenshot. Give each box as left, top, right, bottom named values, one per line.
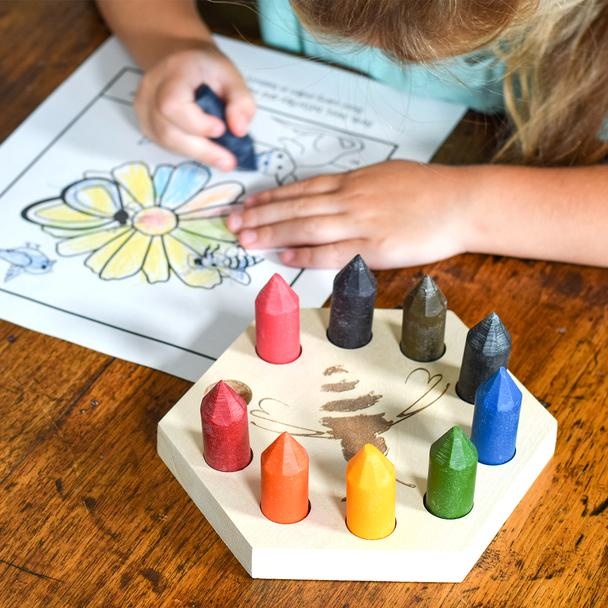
left=194, top=84, right=257, bottom=170
left=471, top=367, right=522, bottom=465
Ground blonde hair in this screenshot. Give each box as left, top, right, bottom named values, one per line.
left=290, top=0, right=608, bottom=166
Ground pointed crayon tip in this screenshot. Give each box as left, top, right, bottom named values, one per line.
left=476, top=367, right=522, bottom=411
left=406, top=275, right=447, bottom=315
left=333, top=255, right=377, bottom=297
left=201, top=380, right=247, bottom=426
left=256, top=273, right=299, bottom=314
left=262, top=432, right=309, bottom=476
left=430, top=426, right=478, bottom=470
left=346, top=443, right=395, bottom=489
left=470, top=312, right=512, bottom=355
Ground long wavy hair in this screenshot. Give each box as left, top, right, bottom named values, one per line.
left=290, top=0, right=608, bottom=166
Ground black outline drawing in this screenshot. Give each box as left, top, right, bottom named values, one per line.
left=257, top=115, right=397, bottom=186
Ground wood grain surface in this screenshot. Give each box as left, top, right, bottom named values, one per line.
left=0, top=2, right=606, bottom=607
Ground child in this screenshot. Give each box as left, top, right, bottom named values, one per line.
left=96, top=0, right=608, bottom=269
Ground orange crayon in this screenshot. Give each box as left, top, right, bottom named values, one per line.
left=260, top=432, right=309, bottom=524
left=346, top=444, right=396, bottom=540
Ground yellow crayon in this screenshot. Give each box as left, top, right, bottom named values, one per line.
left=346, top=444, right=396, bottom=540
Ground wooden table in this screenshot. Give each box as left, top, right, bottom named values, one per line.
left=1, top=2, right=606, bottom=606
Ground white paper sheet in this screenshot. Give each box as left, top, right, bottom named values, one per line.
left=0, top=36, right=465, bottom=381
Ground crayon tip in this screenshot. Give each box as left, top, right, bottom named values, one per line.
left=476, top=368, right=522, bottom=412
left=405, top=275, right=447, bottom=315
left=256, top=273, right=299, bottom=314
left=333, top=255, right=377, bottom=297
left=262, top=431, right=309, bottom=475
left=201, top=380, right=246, bottom=426
left=430, top=426, right=478, bottom=470
left=346, top=444, right=395, bottom=490
left=470, top=312, right=512, bottom=356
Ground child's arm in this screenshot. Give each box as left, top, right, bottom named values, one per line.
left=96, top=0, right=255, bottom=170
left=226, top=161, right=608, bottom=268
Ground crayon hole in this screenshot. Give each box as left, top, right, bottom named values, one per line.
left=255, top=345, right=302, bottom=365
left=203, top=449, right=253, bottom=473
left=203, top=379, right=252, bottom=404
left=423, top=493, right=474, bottom=519
left=260, top=500, right=311, bottom=524
left=399, top=342, right=446, bottom=362
left=344, top=517, right=397, bottom=540
left=326, top=330, right=373, bottom=350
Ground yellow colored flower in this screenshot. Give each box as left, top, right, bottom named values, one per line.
left=22, top=161, right=253, bottom=288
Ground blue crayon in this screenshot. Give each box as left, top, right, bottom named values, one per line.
left=194, top=84, right=257, bottom=170
left=471, top=367, right=522, bottom=465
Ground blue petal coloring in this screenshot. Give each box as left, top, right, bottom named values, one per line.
left=152, top=165, right=173, bottom=202
left=160, top=162, right=211, bottom=208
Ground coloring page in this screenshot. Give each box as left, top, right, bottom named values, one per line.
left=0, top=36, right=465, bottom=381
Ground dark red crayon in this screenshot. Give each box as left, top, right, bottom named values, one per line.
left=255, top=273, right=300, bottom=364
left=200, top=380, right=251, bottom=472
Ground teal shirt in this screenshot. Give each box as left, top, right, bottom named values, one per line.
left=257, top=0, right=506, bottom=113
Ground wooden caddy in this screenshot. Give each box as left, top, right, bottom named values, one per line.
left=157, top=308, right=557, bottom=582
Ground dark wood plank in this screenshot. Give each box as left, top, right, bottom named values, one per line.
left=0, top=2, right=606, bottom=607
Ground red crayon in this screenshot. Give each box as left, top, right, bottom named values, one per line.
left=261, top=432, right=309, bottom=524
left=200, top=381, right=251, bottom=472
left=255, top=273, right=300, bottom=364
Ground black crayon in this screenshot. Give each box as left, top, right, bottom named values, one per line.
left=400, top=275, right=447, bottom=362
left=194, top=84, right=257, bottom=170
left=456, top=312, right=512, bottom=404
left=327, top=255, right=377, bottom=349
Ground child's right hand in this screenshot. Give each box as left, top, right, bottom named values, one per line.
left=134, top=43, right=256, bottom=171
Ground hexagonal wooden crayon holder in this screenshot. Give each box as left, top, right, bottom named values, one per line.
left=157, top=309, right=557, bottom=582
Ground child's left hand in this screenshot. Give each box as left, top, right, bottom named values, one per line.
left=227, top=160, right=475, bottom=269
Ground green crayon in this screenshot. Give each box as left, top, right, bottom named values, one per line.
left=425, top=426, right=477, bottom=519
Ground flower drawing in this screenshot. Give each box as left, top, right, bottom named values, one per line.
left=22, top=161, right=261, bottom=288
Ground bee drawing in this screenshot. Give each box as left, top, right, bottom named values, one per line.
left=188, top=245, right=263, bottom=285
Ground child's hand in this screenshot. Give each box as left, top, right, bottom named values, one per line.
left=134, top=43, right=255, bottom=171
left=227, top=161, right=474, bottom=269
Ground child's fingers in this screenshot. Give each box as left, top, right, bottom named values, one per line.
left=227, top=195, right=342, bottom=231
left=155, top=79, right=226, bottom=138
left=245, top=175, right=341, bottom=206
left=149, top=119, right=236, bottom=170
left=219, top=66, right=256, bottom=137
left=280, top=240, right=370, bottom=269
left=224, top=88, right=256, bottom=137
left=237, top=214, right=353, bottom=249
